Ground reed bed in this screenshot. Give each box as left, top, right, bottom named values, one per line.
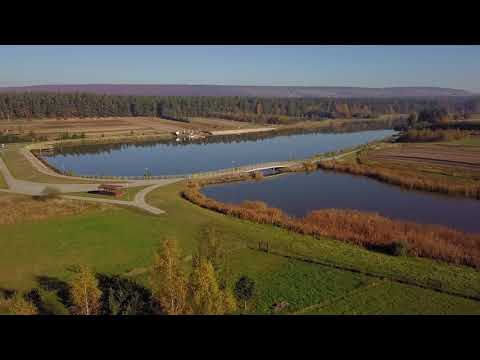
left=183, top=183, right=480, bottom=269
left=317, top=160, right=480, bottom=199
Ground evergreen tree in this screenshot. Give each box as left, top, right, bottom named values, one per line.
left=234, top=276, right=255, bottom=311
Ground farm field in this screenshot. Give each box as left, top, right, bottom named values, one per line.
left=0, top=116, right=263, bottom=140
left=449, top=137, right=480, bottom=146
left=329, top=139, right=480, bottom=192
left=367, top=142, right=480, bottom=173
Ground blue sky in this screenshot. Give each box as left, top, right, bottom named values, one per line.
left=1, top=45, right=479, bottom=92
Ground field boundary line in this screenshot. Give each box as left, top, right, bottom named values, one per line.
left=247, top=246, right=480, bottom=302
left=293, top=281, right=382, bottom=315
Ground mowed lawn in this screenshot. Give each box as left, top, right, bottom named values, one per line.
left=0, top=181, right=479, bottom=314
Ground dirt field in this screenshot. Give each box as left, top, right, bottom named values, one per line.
left=209, top=127, right=277, bottom=136
left=367, top=142, right=480, bottom=173
left=0, top=117, right=259, bottom=140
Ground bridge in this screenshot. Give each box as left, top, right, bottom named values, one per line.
left=243, top=164, right=290, bottom=173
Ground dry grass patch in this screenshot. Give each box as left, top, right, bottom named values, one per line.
left=0, top=194, right=108, bottom=225
left=0, top=172, right=7, bottom=189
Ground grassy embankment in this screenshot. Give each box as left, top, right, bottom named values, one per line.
left=1, top=181, right=479, bottom=315
left=0, top=144, right=95, bottom=184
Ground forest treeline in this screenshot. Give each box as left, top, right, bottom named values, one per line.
left=1, top=92, right=479, bottom=123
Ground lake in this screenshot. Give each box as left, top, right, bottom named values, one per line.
left=43, top=129, right=394, bottom=176
left=202, top=169, right=480, bottom=234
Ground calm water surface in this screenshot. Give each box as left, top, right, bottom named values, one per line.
left=44, top=130, right=394, bottom=176
left=202, top=170, right=480, bottom=234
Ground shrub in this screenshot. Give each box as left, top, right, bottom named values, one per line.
left=390, top=240, right=410, bottom=257
left=303, top=161, right=317, bottom=172
left=41, top=186, right=61, bottom=200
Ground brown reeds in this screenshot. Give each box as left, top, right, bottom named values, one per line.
left=317, top=161, right=480, bottom=199
left=182, top=185, right=480, bottom=269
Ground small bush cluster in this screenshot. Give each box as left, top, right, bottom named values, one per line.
left=399, top=128, right=471, bottom=142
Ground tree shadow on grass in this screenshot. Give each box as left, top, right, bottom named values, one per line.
left=0, top=287, right=16, bottom=299
left=34, top=275, right=72, bottom=310
left=96, top=273, right=157, bottom=315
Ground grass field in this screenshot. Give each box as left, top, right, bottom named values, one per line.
left=0, top=144, right=95, bottom=184
left=1, top=142, right=479, bottom=315
left=1, top=180, right=479, bottom=314
left=0, top=116, right=262, bottom=140
left=299, top=281, right=480, bottom=315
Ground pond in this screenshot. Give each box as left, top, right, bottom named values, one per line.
left=202, top=169, right=480, bottom=234
left=43, top=129, right=394, bottom=176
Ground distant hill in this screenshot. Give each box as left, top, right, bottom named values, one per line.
left=0, top=84, right=474, bottom=98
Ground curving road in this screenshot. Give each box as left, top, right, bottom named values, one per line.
left=0, top=144, right=362, bottom=215
left=0, top=149, right=183, bottom=215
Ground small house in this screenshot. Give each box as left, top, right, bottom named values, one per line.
left=98, top=184, right=125, bottom=197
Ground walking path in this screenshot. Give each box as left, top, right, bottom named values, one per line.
left=0, top=143, right=362, bottom=215
left=0, top=150, right=183, bottom=214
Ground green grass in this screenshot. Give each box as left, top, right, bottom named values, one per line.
left=304, top=281, right=480, bottom=315
left=0, top=144, right=96, bottom=184
left=0, top=181, right=479, bottom=314
left=447, top=137, right=480, bottom=146
left=229, top=250, right=373, bottom=314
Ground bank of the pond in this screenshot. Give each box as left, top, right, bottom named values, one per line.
left=202, top=169, right=480, bottom=234
left=183, top=175, right=480, bottom=269
left=42, top=130, right=395, bottom=177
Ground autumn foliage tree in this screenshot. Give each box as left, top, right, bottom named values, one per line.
left=151, top=239, right=190, bottom=315
left=69, top=265, right=102, bottom=315
left=3, top=294, right=38, bottom=315
left=188, top=257, right=236, bottom=315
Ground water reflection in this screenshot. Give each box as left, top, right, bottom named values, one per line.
left=44, top=129, right=394, bottom=176
left=203, top=170, right=480, bottom=233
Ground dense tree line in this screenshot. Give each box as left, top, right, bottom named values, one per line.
left=1, top=92, right=479, bottom=122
